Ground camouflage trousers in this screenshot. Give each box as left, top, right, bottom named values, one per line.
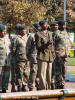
left=11, top=58, right=16, bottom=86
left=0, top=66, right=10, bottom=90
left=55, top=57, right=66, bottom=89
left=29, top=62, right=38, bottom=90
left=15, top=61, right=29, bottom=89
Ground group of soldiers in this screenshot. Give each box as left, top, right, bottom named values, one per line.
left=0, top=20, right=70, bottom=93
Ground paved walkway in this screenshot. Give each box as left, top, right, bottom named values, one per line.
left=68, top=66, right=75, bottom=71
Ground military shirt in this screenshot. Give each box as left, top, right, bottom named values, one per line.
left=35, top=30, right=53, bottom=62
left=11, top=35, right=27, bottom=62
left=53, top=30, right=68, bottom=57
left=26, top=33, right=37, bottom=63
left=0, top=35, right=11, bottom=66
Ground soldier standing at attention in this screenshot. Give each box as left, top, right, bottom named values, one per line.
left=26, top=23, right=41, bottom=91
left=10, top=24, right=22, bottom=92
left=0, top=25, right=11, bottom=93
left=53, top=21, right=68, bottom=89
left=50, top=21, right=60, bottom=89
left=35, top=20, right=54, bottom=90
left=11, top=25, right=29, bottom=92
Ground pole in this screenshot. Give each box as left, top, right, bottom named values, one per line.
left=64, top=0, right=66, bottom=21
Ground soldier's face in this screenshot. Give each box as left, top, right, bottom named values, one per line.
left=42, top=22, right=48, bottom=30
left=62, top=24, right=66, bottom=29
left=37, top=26, right=41, bottom=31
left=21, top=29, right=26, bottom=36
left=51, top=24, right=58, bottom=30
left=60, top=24, right=66, bottom=30
left=0, top=29, right=6, bottom=38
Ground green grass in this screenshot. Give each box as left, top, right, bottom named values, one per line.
left=68, top=71, right=75, bottom=74
left=67, top=57, right=75, bottom=66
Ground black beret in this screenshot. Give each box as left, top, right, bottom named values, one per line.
left=33, top=22, right=40, bottom=29
left=15, top=24, right=21, bottom=30
left=50, top=21, right=58, bottom=26
left=0, top=25, right=5, bottom=32
left=58, top=21, right=65, bottom=26
left=39, top=20, right=47, bottom=26
left=19, top=25, right=27, bottom=30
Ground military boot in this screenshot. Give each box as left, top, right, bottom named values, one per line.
left=11, top=84, right=17, bottom=92
left=2, top=88, right=6, bottom=93
left=22, top=85, right=29, bottom=92
left=17, top=86, right=22, bottom=92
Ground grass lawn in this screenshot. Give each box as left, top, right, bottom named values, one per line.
left=67, top=57, right=75, bottom=74
left=68, top=71, right=75, bottom=74
left=67, top=57, right=75, bottom=66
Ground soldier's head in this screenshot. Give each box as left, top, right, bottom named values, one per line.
left=50, top=21, right=58, bottom=31
left=33, top=22, right=41, bottom=32
left=39, top=20, right=48, bottom=30
left=58, top=21, right=66, bottom=31
left=15, top=24, right=21, bottom=34
left=0, top=25, right=6, bottom=38
left=19, top=25, right=27, bottom=36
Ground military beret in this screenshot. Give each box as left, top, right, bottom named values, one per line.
left=15, top=24, right=21, bottom=30
left=33, top=22, right=40, bottom=29
left=19, top=25, right=27, bottom=30
left=39, top=20, right=47, bottom=26
left=58, top=21, right=65, bottom=26
left=50, top=21, right=58, bottom=26
left=0, top=25, right=5, bottom=32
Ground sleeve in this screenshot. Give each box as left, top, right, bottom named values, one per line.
left=26, top=36, right=32, bottom=58
left=10, top=38, right=17, bottom=55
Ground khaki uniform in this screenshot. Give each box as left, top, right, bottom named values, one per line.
left=0, top=35, right=11, bottom=91
left=36, top=30, right=53, bottom=90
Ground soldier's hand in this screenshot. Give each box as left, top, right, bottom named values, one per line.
left=47, top=40, right=53, bottom=46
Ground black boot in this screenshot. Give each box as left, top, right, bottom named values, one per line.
left=22, top=85, right=29, bottom=92
left=17, top=86, right=22, bottom=92
left=11, top=85, right=16, bottom=92
left=2, top=88, right=6, bottom=93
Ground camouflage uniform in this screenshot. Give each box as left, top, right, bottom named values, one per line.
left=0, top=34, right=11, bottom=92
left=53, top=30, right=68, bottom=89
left=49, top=21, right=60, bottom=89
left=11, top=34, right=29, bottom=91
left=26, top=33, right=38, bottom=91
left=10, top=35, right=17, bottom=92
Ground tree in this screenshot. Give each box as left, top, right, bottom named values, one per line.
left=1, top=0, right=46, bottom=29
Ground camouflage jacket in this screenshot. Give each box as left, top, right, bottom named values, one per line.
left=0, top=35, right=11, bottom=66
left=26, top=33, right=37, bottom=63
left=53, top=30, right=68, bottom=57
left=11, top=35, right=27, bottom=62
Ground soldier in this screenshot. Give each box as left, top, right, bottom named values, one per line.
left=35, top=20, right=54, bottom=90
left=11, top=25, right=29, bottom=92
left=53, top=21, right=68, bottom=89
left=10, top=24, right=22, bottom=92
left=0, top=25, right=11, bottom=93
left=50, top=21, right=60, bottom=89
left=26, top=22, right=41, bottom=91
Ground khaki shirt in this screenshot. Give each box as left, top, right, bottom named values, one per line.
left=35, top=30, right=53, bottom=62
